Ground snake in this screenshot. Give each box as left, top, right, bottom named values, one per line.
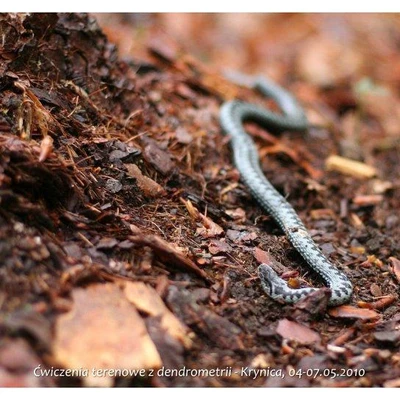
left=220, top=75, right=353, bottom=306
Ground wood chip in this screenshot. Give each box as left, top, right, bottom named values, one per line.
left=208, top=239, right=232, bottom=255
left=353, top=194, right=384, bottom=206
left=129, top=225, right=212, bottom=282
left=253, top=247, right=272, bottom=265
left=373, top=330, right=400, bottom=346
left=328, top=305, right=380, bottom=321
left=384, top=378, right=400, bottom=388
left=349, top=212, right=365, bottom=228
left=96, top=237, right=118, bottom=250
left=197, top=213, right=224, bottom=238
left=325, top=154, right=377, bottom=179
left=167, top=286, right=244, bottom=350
left=181, top=197, right=224, bottom=238
left=369, top=283, right=382, bottom=297
left=125, top=163, right=166, bottom=197
left=358, top=296, right=397, bottom=310
left=293, top=288, right=331, bottom=319
left=124, top=281, right=192, bottom=349
left=226, top=229, right=257, bottom=243
left=38, top=135, right=54, bottom=162
left=142, top=137, right=175, bottom=175
left=389, top=257, right=400, bottom=283
left=0, top=338, right=52, bottom=387
left=53, top=283, right=162, bottom=387
left=276, top=319, right=321, bottom=344
left=310, top=208, right=336, bottom=220
left=329, top=327, right=356, bottom=346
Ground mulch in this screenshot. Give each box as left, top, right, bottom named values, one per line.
left=0, top=13, right=399, bottom=387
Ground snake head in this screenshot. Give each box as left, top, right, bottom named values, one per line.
left=257, top=264, right=277, bottom=295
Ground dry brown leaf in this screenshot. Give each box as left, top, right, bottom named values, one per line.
left=328, top=305, right=380, bottom=321
left=124, top=281, right=192, bottom=349
left=276, top=319, right=321, bottom=345
left=53, top=283, right=162, bottom=387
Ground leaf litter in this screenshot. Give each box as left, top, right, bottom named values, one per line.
left=0, top=13, right=400, bottom=387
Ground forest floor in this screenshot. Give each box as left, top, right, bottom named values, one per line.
left=0, top=13, right=399, bottom=387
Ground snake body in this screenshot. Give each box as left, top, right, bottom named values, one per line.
left=220, top=76, right=352, bottom=306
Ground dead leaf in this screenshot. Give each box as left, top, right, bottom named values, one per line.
left=256, top=135, right=322, bottom=180
left=124, top=281, right=192, bottom=349
left=225, top=207, right=246, bottom=222
left=328, top=305, right=380, bottom=321
left=53, top=283, right=162, bottom=387
left=276, top=319, right=321, bottom=344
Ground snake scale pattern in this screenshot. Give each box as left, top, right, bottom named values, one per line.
left=220, top=75, right=352, bottom=306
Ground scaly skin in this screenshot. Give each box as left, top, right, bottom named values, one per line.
left=220, top=76, right=352, bottom=305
